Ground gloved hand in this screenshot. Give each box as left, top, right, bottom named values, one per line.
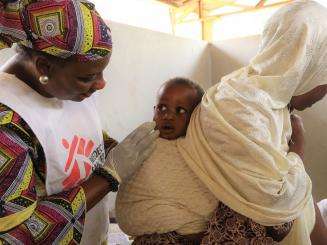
left=104, top=122, right=159, bottom=183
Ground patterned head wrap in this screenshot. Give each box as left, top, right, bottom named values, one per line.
left=0, top=0, right=112, bottom=61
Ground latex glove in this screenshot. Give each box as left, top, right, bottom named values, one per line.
left=104, top=122, right=159, bottom=183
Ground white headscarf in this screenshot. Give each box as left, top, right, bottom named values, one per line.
left=177, top=0, right=326, bottom=230
left=248, top=0, right=327, bottom=108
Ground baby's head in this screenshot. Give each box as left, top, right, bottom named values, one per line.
left=153, top=77, right=204, bottom=140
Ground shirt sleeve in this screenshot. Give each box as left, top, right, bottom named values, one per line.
left=0, top=107, right=87, bottom=244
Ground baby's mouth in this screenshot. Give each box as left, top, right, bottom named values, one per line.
left=161, top=123, right=174, bottom=132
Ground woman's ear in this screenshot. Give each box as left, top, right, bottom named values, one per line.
left=35, top=56, right=52, bottom=77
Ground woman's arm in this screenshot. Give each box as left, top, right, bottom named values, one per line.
left=288, top=115, right=327, bottom=244
left=0, top=128, right=122, bottom=242
left=83, top=123, right=158, bottom=210
left=310, top=201, right=327, bottom=245
left=0, top=104, right=158, bottom=243
left=80, top=132, right=118, bottom=211
left=0, top=106, right=117, bottom=243
left=0, top=127, right=87, bottom=244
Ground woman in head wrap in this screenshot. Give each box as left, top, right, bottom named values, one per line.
left=0, top=0, right=158, bottom=244
left=177, top=0, right=327, bottom=244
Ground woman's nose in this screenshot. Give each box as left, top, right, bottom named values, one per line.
left=92, top=78, right=106, bottom=91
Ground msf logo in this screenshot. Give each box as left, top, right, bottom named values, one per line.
left=61, top=135, right=95, bottom=190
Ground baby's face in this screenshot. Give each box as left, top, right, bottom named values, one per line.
left=153, top=84, right=197, bottom=140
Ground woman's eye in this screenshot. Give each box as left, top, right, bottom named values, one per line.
left=78, top=75, right=97, bottom=83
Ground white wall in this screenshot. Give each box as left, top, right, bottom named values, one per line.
left=210, top=35, right=260, bottom=83
left=298, top=102, right=327, bottom=201
left=211, top=36, right=327, bottom=200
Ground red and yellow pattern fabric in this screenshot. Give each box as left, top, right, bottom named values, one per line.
left=0, top=103, right=86, bottom=244
left=0, top=0, right=112, bottom=60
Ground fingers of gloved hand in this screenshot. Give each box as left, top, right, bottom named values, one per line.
left=135, top=129, right=159, bottom=152
left=112, top=157, right=135, bottom=181
left=137, top=143, right=156, bottom=166
left=120, top=143, right=156, bottom=182
left=119, top=153, right=147, bottom=182
left=128, top=122, right=156, bottom=144
left=125, top=122, right=156, bottom=143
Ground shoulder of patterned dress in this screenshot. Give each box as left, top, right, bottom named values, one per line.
left=0, top=103, right=36, bottom=147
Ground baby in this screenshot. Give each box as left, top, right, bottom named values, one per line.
left=115, top=78, right=218, bottom=243
left=153, top=77, right=204, bottom=140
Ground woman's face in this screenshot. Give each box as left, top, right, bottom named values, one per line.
left=41, top=54, right=111, bottom=102
left=290, top=84, right=327, bottom=111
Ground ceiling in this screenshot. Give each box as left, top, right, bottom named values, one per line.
left=157, top=0, right=293, bottom=40
left=158, top=0, right=292, bottom=9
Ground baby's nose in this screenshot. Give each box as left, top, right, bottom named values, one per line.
left=163, top=110, right=174, bottom=119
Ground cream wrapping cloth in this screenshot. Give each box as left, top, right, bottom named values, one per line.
left=176, top=0, right=327, bottom=243
left=115, top=138, right=218, bottom=236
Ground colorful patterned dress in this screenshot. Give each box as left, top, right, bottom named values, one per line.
left=0, top=103, right=116, bottom=244
left=132, top=202, right=293, bottom=245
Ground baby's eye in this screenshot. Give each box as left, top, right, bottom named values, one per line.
left=177, top=107, right=187, bottom=114
left=157, top=105, right=167, bottom=112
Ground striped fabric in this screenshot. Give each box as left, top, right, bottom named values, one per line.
left=0, top=103, right=86, bottom=244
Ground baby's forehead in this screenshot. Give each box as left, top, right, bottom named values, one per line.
left=158, top=83, right=197, bottom=101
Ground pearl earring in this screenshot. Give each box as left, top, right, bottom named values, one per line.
left=39, top=75, right=49, bottom=85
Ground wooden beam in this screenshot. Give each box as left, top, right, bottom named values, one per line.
left=174, top=1, right=198, bottom=18
left=169, top=8, right=176, bottom=35
left=183, top=0, right=197, bottom=6
left=179, top=0, right=293, bottom=23
left=157, top=0, right=261, bottom=9
left=157, top=0, right=197, bottom=8
left=202, top=1, right=250, bottom=10
left=256, top=0, right=267, bottom=8
left=199, top=0, right=204, bottom=40
left=173, top=2, right=199, bottom=25
left=202, top=19, right=213, bottom=41
left=199, top=0, right=212, bottom=41
left=157, top=0, right=182, bottom=8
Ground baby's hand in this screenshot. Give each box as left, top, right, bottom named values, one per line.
left=288, top=114, right=305, bottom=160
